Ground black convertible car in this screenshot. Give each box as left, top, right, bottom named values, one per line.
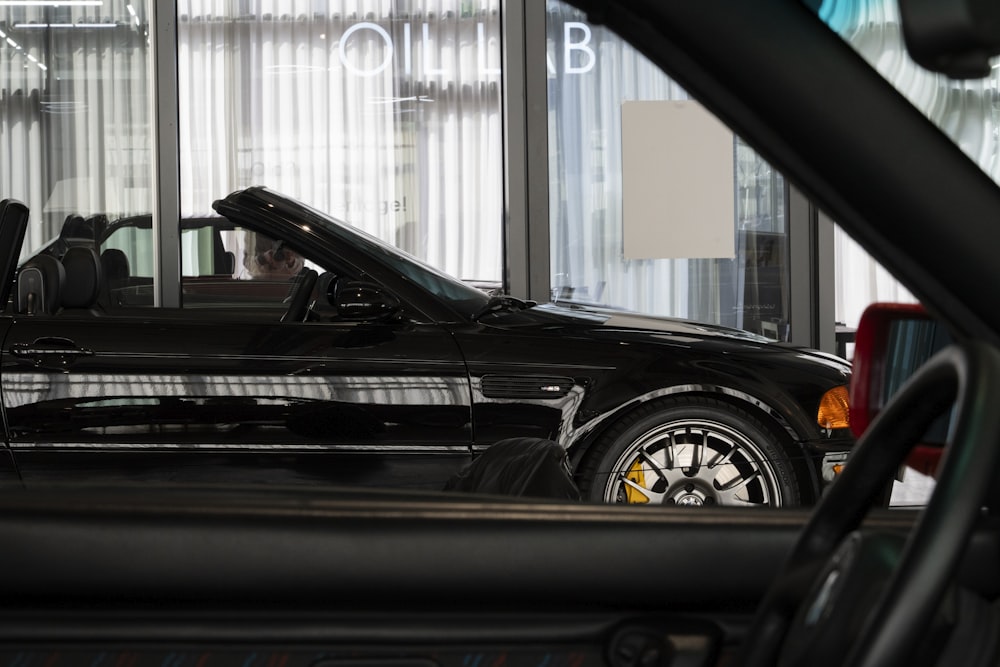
left=2, top=186, right=851, bottom=505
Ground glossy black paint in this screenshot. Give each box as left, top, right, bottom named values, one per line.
left=2, top=313, right=472, bottom=490
left=456, top=304, right=852, bottom=498
left=0, top=188, right=852, bottom=499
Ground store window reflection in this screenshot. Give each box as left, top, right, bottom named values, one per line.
left=0, top=1, right=153, bottom=259
left=177, top=1, right=503, bottom=285
left=546, top=1, right=789, bottom=337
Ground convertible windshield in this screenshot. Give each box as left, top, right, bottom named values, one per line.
left=260, top=192, right=493, bottom=319
left=818, top=0, right=1000, bottom=186
left=318, top=214, right=493, bottom=317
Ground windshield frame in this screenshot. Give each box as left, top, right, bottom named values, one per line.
left=214, top=187, right=494, bottom=322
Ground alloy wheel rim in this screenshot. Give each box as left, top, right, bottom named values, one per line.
left=603, top=418, right=784, bottom=507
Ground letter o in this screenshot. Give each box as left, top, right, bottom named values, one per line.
left=340, top=22, right=393, bottom=77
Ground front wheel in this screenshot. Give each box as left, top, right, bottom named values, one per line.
left=579, top=397, right=800, bottom=507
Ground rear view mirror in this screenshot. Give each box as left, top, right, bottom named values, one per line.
left=332, top=280, right=400, bottom=321
left=899, top=0, right=1000, bottom=78
left=850, top=302, right=952, bottom=475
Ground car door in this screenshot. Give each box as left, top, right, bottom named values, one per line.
left=0, top=199, right=31, bottom=487
left=1, top=223, right=472, bottom=491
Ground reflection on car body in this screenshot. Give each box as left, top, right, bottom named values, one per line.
left=0, top=187, right=852, bottom=505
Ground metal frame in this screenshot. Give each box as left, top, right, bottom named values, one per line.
left=502, top=0, right=550, bottom=303
left=152, top=0, right=181, bottom=308
left=145, top=0, right=832, bottom=341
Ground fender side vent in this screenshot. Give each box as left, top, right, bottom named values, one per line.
left=480, top=375, right=575, bottom=399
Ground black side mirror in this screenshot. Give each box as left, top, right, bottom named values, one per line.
left=332, top=280, right=400, bottom=321
left=900, top=0, right=1000, bottom=78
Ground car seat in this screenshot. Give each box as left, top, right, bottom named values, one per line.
left=60, top=246, right=103, bottom=313
left=16, top=254, right=65, bottom=315
left=100, top=248, right=130, bottom=307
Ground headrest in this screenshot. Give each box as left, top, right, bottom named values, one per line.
left=16, top=254, right=65, bottom=315
left=61, top=246, right=102, bottom=309
left=100, top=248, right=130, bottom=282
left=58, top=214, right=95, bottom=246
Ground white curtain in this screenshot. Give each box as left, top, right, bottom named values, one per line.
left=546, top=2, right=787, bottom=331
left=177, top=0, right=503, bottom=283
left=547, top=2, right=692, bottom=317
left=0, top=3, right=152, bottom=257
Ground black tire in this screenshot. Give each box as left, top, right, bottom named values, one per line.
left=578, top=396, right=800, bottom=507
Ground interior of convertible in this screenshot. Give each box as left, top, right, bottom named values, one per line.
left=14, top=213, right=350, bottom=319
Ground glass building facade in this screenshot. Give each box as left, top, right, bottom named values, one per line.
left=0, top=0, right=945, bottom=344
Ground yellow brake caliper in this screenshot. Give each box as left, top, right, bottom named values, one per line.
left=624, top=458, right=649, bottom=503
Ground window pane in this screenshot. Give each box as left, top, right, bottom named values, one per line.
left=177, top=1, right=503, bottom=285
left=0, top=2, right=154, bottom=259
left=546, top=1, right=790, bottom=338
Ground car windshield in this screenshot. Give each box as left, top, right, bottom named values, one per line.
left=817, top=0, right=1000, bottom=187
left=252, top=190, right=494, bottom=317
left=0, top=0, right=986, bottom=513
left=6, top=3, right=1000, bottom=662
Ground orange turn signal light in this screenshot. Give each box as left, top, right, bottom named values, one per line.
left=817, top=385, right=850, bottom=429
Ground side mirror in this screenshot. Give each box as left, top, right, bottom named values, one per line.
left=332, top=280, right=400, bottom=321
left=850, top=302, right=952, bottom=475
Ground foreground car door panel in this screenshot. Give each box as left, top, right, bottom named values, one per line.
left=1, top=313, right=472, bottom=489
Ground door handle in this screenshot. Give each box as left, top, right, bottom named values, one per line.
left=10, top=337, right=95, bottom=367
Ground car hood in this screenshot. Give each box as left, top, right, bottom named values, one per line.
left=484, top=302, right=850, bottom=372
left=550, top=303, right=770, bottom=340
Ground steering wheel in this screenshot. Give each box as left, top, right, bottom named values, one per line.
left=280, top=267, right=318, bottom=323
left=738, top=341, right=1000, bottom=667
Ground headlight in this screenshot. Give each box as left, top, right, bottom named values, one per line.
left=817, top=385, right=850, bottom=429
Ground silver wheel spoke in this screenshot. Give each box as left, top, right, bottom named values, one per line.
left=664, top=434, right=676, bottom=469
left=638, top=449, right=669, bottom=483
left=720, top=469, right=761, bottom=492
left=618, top=472, right=665, bottom=503
left=687, top=428, right=704, bottom=476
left=706, top=445, right=735, bottom=469
left=605, top=415, right=784, bottom=507
left=718, top=470, right=768, bottom=505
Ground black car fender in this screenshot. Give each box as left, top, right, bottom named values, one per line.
left=564, top=382, right=805, bottom=459
left=561, top=377, right=831, bottom=502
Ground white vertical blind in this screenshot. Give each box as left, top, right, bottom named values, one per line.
left=0, top=2, right=153, bottom=255
left=546, top=1, right=787, bottom=332
left=177, top=0, right=503, bottom=283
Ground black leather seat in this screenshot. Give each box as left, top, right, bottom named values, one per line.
left=100, top=248, right=130, bottom=307
left=16, top=254, right=65, bottom=315
left=60, top=246, right=103, bottom=312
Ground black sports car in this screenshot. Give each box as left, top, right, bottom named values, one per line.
left=1, top=186, right=852, bottom=505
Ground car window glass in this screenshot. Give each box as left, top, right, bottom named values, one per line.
left=103, top=225, right=153, bottom=279
left=817, top=0, right=1000, bottom=186
left=101, top=218, right=338, bottom=316
left=813, top=0, right=998, bottom=507
left=275, top=194, right=491, bottom=317
left=180, top=223, right=335, bottom=316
